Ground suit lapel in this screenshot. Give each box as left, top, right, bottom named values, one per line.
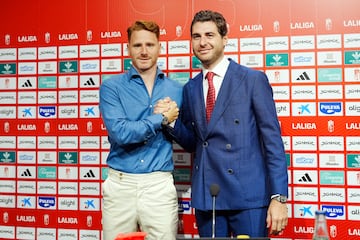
left=190, top=73, right=208, bottom=139
left=207, top=61, right=245, bottom=133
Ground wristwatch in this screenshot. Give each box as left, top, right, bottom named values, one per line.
left=161, top=114, right=169, bottom=126
left=272, top=195, right=287, bottom=203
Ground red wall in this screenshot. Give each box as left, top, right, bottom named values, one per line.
left=0, top=0, right=360, bottom=239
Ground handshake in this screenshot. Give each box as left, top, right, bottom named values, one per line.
left=154, top=97, right=179, bottom=124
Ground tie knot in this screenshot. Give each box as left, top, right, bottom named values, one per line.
left=206, top=71, right=215, bottom=81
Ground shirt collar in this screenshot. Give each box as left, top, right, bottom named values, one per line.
left=128, top=65, right=165, bottom=82
left=203, top=57, right=230, bottom=79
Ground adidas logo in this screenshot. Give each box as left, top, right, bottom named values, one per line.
left=296, top=72, right=310, bottom=81
left=298, top=173, right=312, bottom=182
left=21, top=168, right=32, bottom=177
left=84, top=77, right=96, bottom=86
left=83, top=169, right=96, bottom=178
left=21, top=79, right=33, bottom=87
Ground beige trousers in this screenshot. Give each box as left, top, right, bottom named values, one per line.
left=102, top=168, right=178, bottom=240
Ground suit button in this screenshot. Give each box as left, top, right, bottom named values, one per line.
left=202, top=142, right=208, bottom=147
left=227, top=169, right=234, bottom=174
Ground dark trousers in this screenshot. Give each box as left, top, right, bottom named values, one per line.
left=195, top=207, right=268, bottom=238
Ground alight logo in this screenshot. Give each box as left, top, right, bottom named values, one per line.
left=348, top=206, right=360, bottom=221
left=275, top=102, right=290, bottom=116
left=0, top=151, right=15, bottom=163
left=347, top=154, right=360, bottom=168
left=59, top=61, right=78, bottom=73
left=58, top=197, right=78, bottom=210
left=0, top=63, right=16, bottom=75
left=0, top=196, right=15, bottom=207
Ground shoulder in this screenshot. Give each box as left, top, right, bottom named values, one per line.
left=100, top=73, right=126, bottom=88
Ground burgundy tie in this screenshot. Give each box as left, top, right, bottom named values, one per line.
left=206, top=72, right=215, bottom=122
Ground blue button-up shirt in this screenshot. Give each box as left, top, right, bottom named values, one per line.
left=99, top=66, right=183, bottom=173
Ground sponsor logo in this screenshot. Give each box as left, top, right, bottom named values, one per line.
left=38, top=196, right=56, bottom=208
left=319, top=102, right=342, bottom=115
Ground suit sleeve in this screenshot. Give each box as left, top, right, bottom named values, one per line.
left=251, top=70, right=288, bottom=197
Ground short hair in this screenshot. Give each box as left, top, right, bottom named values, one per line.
left=127, top=20, right=160, bottom=41
left=191, top=10, right=228, bottom=37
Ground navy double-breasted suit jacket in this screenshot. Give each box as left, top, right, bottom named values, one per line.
left=171, top=59, right=288, bottom=211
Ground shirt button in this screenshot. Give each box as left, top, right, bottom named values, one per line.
left=227, top=169, right=234, bottom=174
left=140, top=159, right=144, bottom=163
left=203, top=142, right=208, bottom=147
left=226, top=144, right=231, bottom=150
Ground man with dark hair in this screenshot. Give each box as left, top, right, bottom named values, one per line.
left=99, top=20, right=182, bottom=240
left=167, top=10, right=289, bottom=238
